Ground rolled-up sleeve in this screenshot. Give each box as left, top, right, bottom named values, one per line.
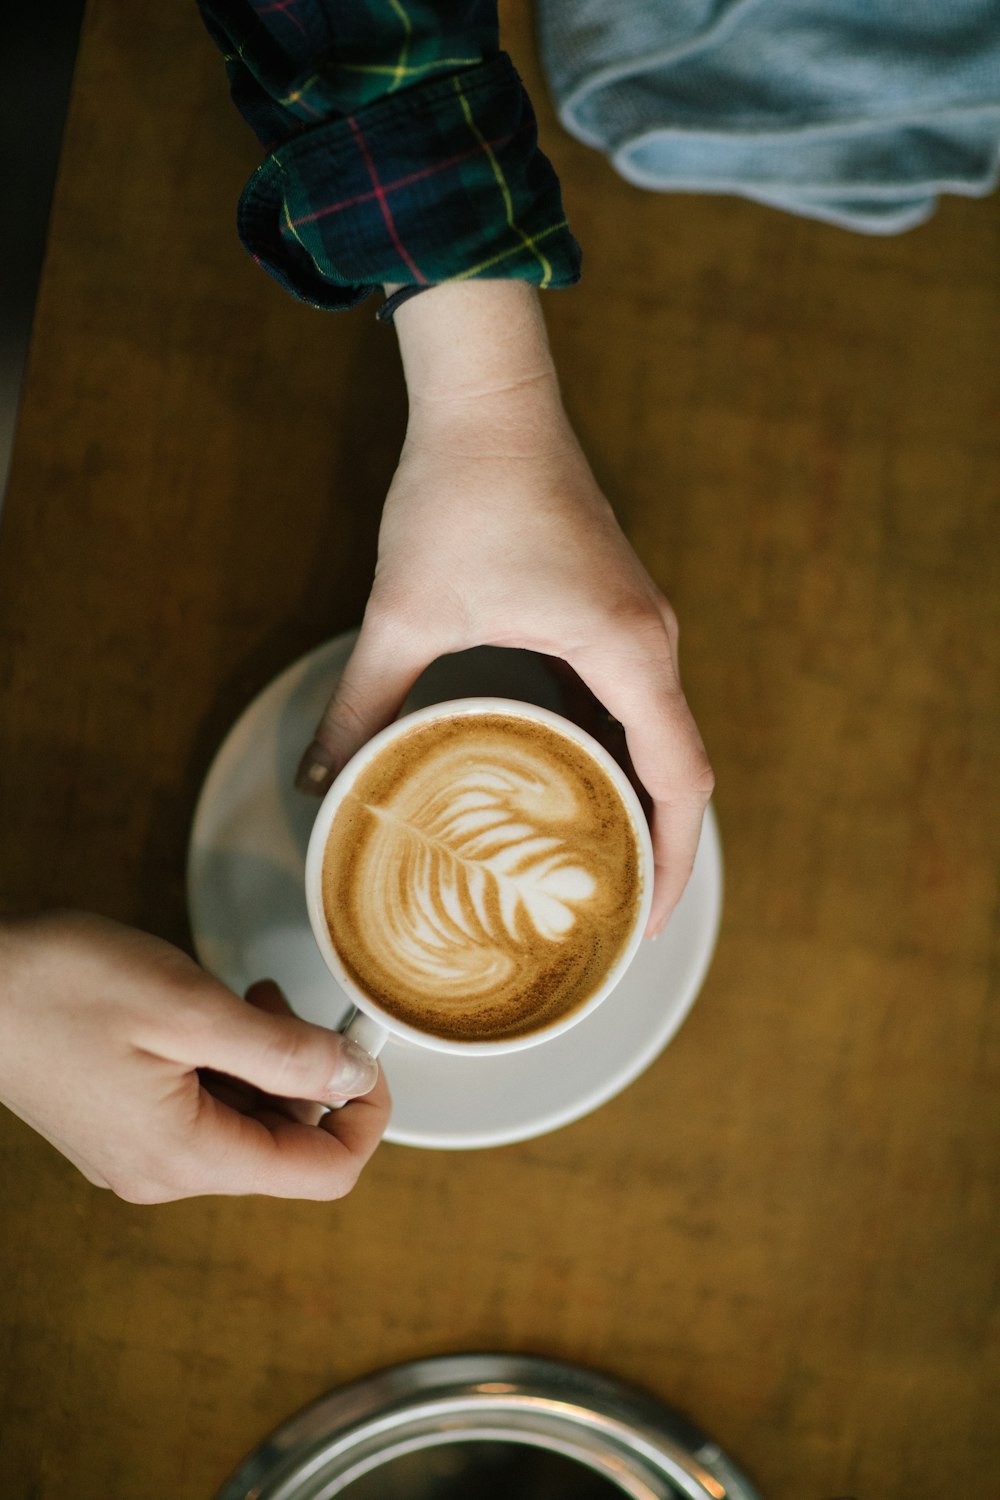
left=198, top=0, right=582, bottom=308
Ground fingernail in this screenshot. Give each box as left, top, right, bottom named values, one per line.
left=296, top=741, right=337, bottom=795
left=325, top=1038, right=379, bottom=1100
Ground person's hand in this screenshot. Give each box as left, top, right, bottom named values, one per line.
left=0, top=911, right=389, bottom=1202
left=296, top=283, right=713, bottom=937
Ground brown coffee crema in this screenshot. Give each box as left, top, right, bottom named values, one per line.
left=322, top=713, right=643, bottom=1042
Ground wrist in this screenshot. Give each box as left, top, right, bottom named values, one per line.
left=390, top=280, right=559, bottom=409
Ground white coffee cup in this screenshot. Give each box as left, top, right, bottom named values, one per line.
left=304, top=697, right=654, bottom=1059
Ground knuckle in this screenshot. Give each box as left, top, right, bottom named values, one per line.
left=114, top=1183, right=157, bottom=1206
left=671, top=755, right=715, bottom=807
left=10, top=909, right=96, bottom=971
left=675, top=745, right=716, bottom=803
left=76, top=1166, right=114, bottom=1193
left=323, top=1163, right=362, bottom=1202
left=601, top=597, right=680, bottom=672
left=660, top=601, right=680, bottom=648
left=339, top=1157, right=363, bottom=1194
left=606, top=595, right=665, bottom=640
left=689, top=757, right=716, bottom=802
left=110, top=1170, right=180, bottom=1206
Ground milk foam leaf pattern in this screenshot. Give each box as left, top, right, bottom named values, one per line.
left=356, top=761, right=598, bottom=994
left=323, top=716, right=645, bottom=1037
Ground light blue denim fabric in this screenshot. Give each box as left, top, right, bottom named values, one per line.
left=538, top=0, right=1000, bottom=232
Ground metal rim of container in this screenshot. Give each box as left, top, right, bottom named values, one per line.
left=215, top=1353, right=764, bottom=1500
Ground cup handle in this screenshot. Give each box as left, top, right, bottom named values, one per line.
left=341, top=1007, right=389, bottom=1060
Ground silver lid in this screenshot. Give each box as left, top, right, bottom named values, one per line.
left=216, top=1354, right=763, bottom=1500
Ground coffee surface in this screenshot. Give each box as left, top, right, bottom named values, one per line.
left=322, top=713, right=643, bottom=1042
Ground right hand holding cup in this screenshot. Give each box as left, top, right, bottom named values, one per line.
left=0, top=911, right=389, bottom=1202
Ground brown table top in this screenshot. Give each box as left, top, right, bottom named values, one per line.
left=1, top=2, right=998, bottom=1495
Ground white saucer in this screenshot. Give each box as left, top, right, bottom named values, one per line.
left=186, top=634, right=723, bottom=1150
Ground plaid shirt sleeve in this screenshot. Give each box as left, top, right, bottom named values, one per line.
left=197, top=0, right=581, bottom=310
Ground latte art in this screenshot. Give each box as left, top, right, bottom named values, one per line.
left=322, top=714, right=643, bottom=1042
left=360, top=756, right=596, bottom=993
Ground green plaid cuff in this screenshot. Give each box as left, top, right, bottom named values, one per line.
left=198, top=2, right=581, bottom=310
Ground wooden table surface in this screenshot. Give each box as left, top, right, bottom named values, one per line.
left=1, top=2, right=997, bottom=1495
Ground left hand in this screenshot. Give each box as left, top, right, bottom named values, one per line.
left=296, top=314, right=714, bottom=938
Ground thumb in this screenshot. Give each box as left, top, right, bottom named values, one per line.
left=295, top=611, right=429, bottom=795
left=190, top=984, right=380, bottom=1101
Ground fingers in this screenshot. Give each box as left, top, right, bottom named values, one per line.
left=189, top=1072, right=391, bottom=1200
left=645, top=798, right=711, bottom=937
left=570, top=620, right=713, bottom=938
left=319, top=1068, right=391, bottom=1159
left=159, top=981, right=391, bottom=1199
left=241, top=980, right=338, bottom=1124
left=296, top=609, right=429, bottom=794
left=179, top=983, right=381, bottom=1103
